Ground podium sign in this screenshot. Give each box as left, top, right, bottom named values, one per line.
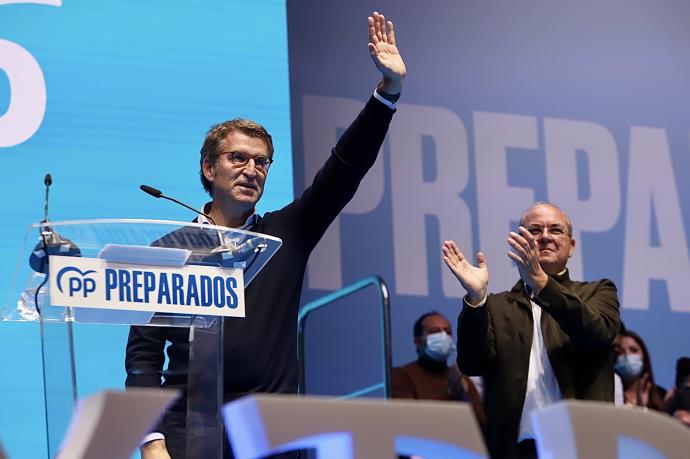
left=48, top=255, right=246, bottom=317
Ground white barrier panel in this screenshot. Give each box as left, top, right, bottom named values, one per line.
left=223, top=395, right=487, bottom=459
left=224, top=396, right=690, bottom=459
left=57, top=389, right=178, bottom=459
left=532, top=400, right=690, bottom=459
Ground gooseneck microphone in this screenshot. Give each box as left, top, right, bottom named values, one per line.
left=30, top=174, right=81, bottom=274
left=30, top=174, right=80, bottom=314
left=140, top=184, right=217, bottom=226
left=43, top=173, right=52, bottom=223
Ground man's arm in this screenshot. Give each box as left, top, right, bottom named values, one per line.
left=442, top=240, right=493, bottom=375
left=456, top=297, right=493, bottom=376
left=125, top=326, right=172, bottom=458
left=283, top=11, right=405, bottom=248
left=125, top=325, right=167, bottom=388
left=328, top=10, right=405, bottom=170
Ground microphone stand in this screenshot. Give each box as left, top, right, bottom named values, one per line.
left=33, top=174, right=53, bottom=315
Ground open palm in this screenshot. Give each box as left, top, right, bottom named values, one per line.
left=368, top=12, right=406, bottom=93
left=442, top=240, right=489, bottom=304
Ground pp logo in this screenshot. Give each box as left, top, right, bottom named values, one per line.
left=56, top=266, right=97, bottom=298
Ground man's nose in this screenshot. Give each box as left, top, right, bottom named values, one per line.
left=242, top=159, right=258, bottom=176
left=537, top=228, right=554, bottom=241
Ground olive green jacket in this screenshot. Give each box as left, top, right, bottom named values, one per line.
left=457, top=270, right=620, bottom=459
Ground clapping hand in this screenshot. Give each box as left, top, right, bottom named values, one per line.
left=442, top=240, right=488, bottom=306
left=507, top=227, right=549, bottom=294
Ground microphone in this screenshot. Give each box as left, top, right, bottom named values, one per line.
left=140, top=184, right=162, bottom=198
left=29, top=174, right=81, bottom=274
left=43, top=173, right=52, bottom=223
left=140, top=184, right=217, bottom=226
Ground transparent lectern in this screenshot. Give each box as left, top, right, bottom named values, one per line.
left=1, top=219, right=281, bottom=459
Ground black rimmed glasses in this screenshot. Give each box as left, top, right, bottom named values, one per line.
left=219, top=150, right=273, bottom=173
left=525, top=225, right=570, bottom=238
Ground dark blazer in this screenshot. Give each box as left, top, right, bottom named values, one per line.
left=457, top=270, right=620, bottom=459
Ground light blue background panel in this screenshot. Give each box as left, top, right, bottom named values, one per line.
left=0, top=1, right=293, bottom=458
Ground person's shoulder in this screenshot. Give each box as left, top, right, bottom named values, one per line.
left=252, top=206, right=294, bottom=237
left=393, top=361, right=420, bottom=373
left=488, top=289, right=515, bottom=300
left=575, top=276, right=616, bottom=285
left=391, top=362, right=419, bottom=385
left=571, top=277, right=618, bottom=291
left=256, top=197, right=301, bottom=224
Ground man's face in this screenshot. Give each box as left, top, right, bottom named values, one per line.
left=414, top=314, right=452, bottom=350
left=202, top=131, right=269, bottom=212
left=521, top=204, right=575, bottom=275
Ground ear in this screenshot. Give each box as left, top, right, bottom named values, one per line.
left=568, top=236, right=576, bottom=258
left=414, top=336, right=424, bottom=350
left=202, top=157, right=216, bottom=184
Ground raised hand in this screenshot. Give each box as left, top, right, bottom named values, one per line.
left=637, top=372, right=652, bottom=407
left=507, top=226, right=549, bottom=294
left=368, top=11, right=406, bottom=94
left=442, top=240, right=488, bottom=305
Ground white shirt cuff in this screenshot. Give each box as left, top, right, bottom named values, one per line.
left=140, top=432, right=165, bottom=447
left=464, top=294, right=487, bottom=308
left=373, top=89, right=397, bottom=109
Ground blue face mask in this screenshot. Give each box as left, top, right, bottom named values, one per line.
left=614, top=354, right=644, bottom=380
left=422, top=331, right=456, bottom=362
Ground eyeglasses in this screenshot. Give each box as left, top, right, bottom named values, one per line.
left=525, top=225, right=571, bottom=237
left=219, top=151, right=273, bottom=173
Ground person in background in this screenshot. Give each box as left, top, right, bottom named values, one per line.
left=613, top=329, right=667, bottom=412
left=391, top=311, right=486, bottom=428
left=667, top=357, right=690, bottom=427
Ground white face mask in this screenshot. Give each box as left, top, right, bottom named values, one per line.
left=614, top=354, right=644, bottom=380
left=422, top=331, right=456, bottom=362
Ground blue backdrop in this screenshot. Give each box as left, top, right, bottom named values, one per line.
left=4, top=0, right=690, bottom=457
left=288, top=0, right=690, bottom=396
left=0, top=1, right=293, bottom=458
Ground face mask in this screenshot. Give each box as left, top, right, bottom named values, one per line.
left=423, top=331, right=456, bottom=362
left=614, top=354, right=644, bottom=380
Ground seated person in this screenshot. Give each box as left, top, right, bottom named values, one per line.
left=391, top=311, right=486, bottom=427
left=613, top=329, right=667, bottom=411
